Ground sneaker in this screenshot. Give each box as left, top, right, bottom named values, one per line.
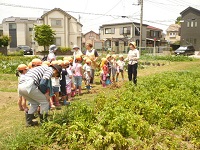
left=54, top=102, right=61, bottom=107
left=63, top=100, right=70, bottom=105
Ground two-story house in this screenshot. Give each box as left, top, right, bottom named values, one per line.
left=146, top=26, right=163, bottom=47
left=99, top=22, right=148, bottom=53
left=41, top=8, right=82, bottom=50
left=180, top=6, right=200, bottom=51
left=2, top=8, right=82, bottom=52
left=165, top=24, right=180, bottom=44
left=2, top=17, right=42, bottom=49
left=82, top=30, right=100, bottom=48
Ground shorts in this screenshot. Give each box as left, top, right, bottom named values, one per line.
left=66, top=82, right=72, bottom=94
left=53, top=86, right=59, bottom=93
left=74, top=76, right=82, bottom=87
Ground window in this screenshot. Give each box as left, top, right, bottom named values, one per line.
left=9, top=23, right=16, bottom=29
left=194, top=39, right=197, bottom=45
left=191, top=21, right=194, bottom=27
left=115, top=41, right=119, bottom=46
left=29, top=28, right=33, bottom=31
left=195, top=22, right=197, bottom=27
left=105, top=28, right=115, bottom=34
left=51, top=19, right=62, bottom=27
left=187, top=22, right=190, bottom=27
left=120, top=26, right=131, bottom=35
left=135, top=27, right=140, bottom=36
left=55, top=37, right=61, bottom=46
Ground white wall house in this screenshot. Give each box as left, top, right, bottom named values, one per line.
left=2, top=8, right=82, bottom=52
left=41, top=8, right=82, bottom=50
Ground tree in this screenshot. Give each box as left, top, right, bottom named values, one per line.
left=34, top=25, right=56, bottom=51
left=175, top=16, right=182, bottom=25
left=0, top=35, right=10, bottom=47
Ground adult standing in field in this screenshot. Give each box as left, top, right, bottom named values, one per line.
left=125, top=42, right=140, bottom=85
left=84, top=43, right=99, bottom=84
left=72, top=45, right=83, bottom=64
left=18, top=64, right=62, bottom=126
left=47, top=44, right=57, bottom=62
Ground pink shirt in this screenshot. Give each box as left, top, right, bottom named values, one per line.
left=73, top=63, right=82, bottom=76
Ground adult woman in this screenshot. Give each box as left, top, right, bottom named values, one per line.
left=72, top=45, right=83, bottom=64
left=18, top=63, right=62, bottom=126
left=47, top=44, right=57, bottom=62
left=84, top=43, right=99, bottom=84
left=126, top=42, right=140, bottom=85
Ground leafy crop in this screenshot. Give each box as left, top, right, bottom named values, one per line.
left=0, top=55, right=37, bottom=74
left=38, top=70, right=200, bottom=149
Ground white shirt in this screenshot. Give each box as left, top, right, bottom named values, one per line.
left=84, top=65, right=91, bottom=80
left=126, top=49, right=139, bottom=65
left=117, top=60, right=125, bottom=70
left=51, top=77, right=60, bottom=87
left=65, top=68, right=72, bottom=85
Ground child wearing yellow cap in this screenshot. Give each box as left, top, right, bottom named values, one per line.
left=16, top=64, right=29, bottom=112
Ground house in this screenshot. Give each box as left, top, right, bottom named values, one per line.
left=2, top=17, right=42, bottom=49
left=165, top=24, right=180, bottom=44
left=2, top=8, right=82, bottom=52
left=146, top=26, right=163, bottom=47
left=82, top=30, right=100, bottom=48
left=99, top=22, right=148, bottom=53
left=41, top=8, right=82, bottom=50
left=180, top=6, right=200, bottom=51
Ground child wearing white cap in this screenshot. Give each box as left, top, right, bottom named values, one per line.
left=116, top=54, right=125, bottom=82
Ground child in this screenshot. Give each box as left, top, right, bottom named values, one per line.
left=84, top=59, right=92, bottom=91
left=16, top=64, right=29, bottom=112
left=100, top=58, right=110, bottom=87
left=72, top=55, right=83, bottom=95
left=64, top=60, right=73, bottom=103
left=59, top=60, right=69, bottom=105
left=50, top=61, right=60, bottom=107
left=116, top=54, right=125, bottom=82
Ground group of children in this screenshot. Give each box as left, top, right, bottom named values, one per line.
left=16, top=55, right=93, bottom=112
left=16, top=52, right=126, bottom=112
left=100, top=54, right=125, bottom=87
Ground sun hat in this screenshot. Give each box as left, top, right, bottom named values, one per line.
left=64, top=60, right=70, bottom=65
left=129, top=41, right=136, bottom=47
left=73, top=45, right=79, bottom=49
left=50, top=60, right=58, bottom=65
left=86, top=59, right=91, bottom=63
left=76, top=55, right=82, bottom=61
left=50, top=64, right=62, bottom=77
left=32, top=58, right=42, bottom=66
left=28, top=62, right=33, bottom=69
left=42, top=61, right=50, bottom=66
left=106, top=54, right=111, bottom=59
left=49, top=44, right=57, bottom=51
left=17, top=64, right=28, bottom=71
left=119, top=54, right=124, bottom=58
left=112, top=54, right=117, bottom=58
left=57, top=60, right=64, bottom=66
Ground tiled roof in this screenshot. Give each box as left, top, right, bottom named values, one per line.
left=166, top=24, right=180, bottom=32
left=147, top=26, right=163, bottom=31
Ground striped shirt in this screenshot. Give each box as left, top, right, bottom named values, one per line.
left=19, top=66, right=53, bottom=86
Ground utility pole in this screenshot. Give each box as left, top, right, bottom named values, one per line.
left=139, top=0, right=143, bottom=55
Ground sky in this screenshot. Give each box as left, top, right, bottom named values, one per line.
left=0, top=0, right=200, bottom=34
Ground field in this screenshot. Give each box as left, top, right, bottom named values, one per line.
left=0, top=55, right=200, bottom=149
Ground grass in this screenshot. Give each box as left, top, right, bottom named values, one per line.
left=0, top=59, right=200, bottom=149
